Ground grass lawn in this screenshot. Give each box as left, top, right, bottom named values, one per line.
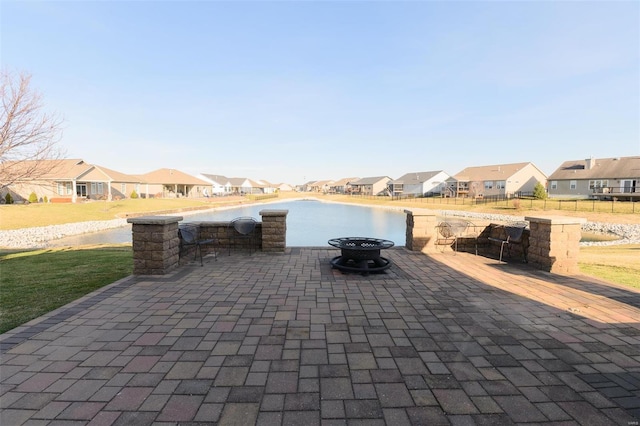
left=0, top=245, right=132, bottom=334
left=578, top=244, right=640, bottom=290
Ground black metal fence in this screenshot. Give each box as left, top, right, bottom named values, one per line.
left=373, top=193, right=639, bottom=214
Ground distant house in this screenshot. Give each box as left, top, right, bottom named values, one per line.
left=309, top=180, right=334, bottom=193
left=296, top=181, right=313, bottom=192
left=2, top=159, right=142, bottom=203
left=93, top=165, right=145, bottom=200
left=547, top=156, right=640, bottom=200
left=273, top=182, right=294, bottom=192
left=227, top=177, right=260, bottom=195
left=249, top=179, right=271, bottom=194
left=139, top=168, right=210, bottom=198
left=328, top=177, right=358, bottom=194
left=199, top=174, right=232, bottom=196
left=255, top=180, right=279, bottom=194
left=350, top=176, right=393, bottom=196
left=390, top=171, right=450, bottom=197
left=446, top=162, right=547, bottom=198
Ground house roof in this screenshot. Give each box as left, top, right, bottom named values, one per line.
left=312, top=180, right=334, bottom=187
left=548, top=157, right=640, bottom=180
left=139, top=168, right=209, bottom=185
left=393, top=171, right=443, bottom=184
left=227, top=177, right=252, bottom=186
left=351, top=176, right=392, bottom=185
left=93, top=165, right=142, bottom=183
left=4, top=159, right=94, bottom=180
left=200, top=174, right=230, bottom=185
left=249, top=179, right=266, bottom=188
left=330, top=177, right=359, bottom=187
left=452, top=162, right=539, bottom=182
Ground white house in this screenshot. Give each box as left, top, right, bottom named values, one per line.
left=390, top=171, right=450, bottom=197
left=199, top=174, right=232, bottom=196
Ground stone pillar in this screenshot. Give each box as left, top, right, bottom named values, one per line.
left=525, top=215, right=586, bottom=275
left=405, top=209, right=438, bottom=253
left=127, top=216, right=183, bottom=275
left=260, top=209, right=288, bottom=253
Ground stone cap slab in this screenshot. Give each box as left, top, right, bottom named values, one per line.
left=260, top=209, right=289, bottom=217
left=525, top=215, right=587, bottom=225
left=127, top=215, right=184, bottom=225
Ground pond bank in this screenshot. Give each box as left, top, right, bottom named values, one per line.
left=1, top=201, right=639, bottom=249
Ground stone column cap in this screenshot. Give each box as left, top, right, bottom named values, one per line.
left=127, top=215, right=183, bottom=225
left=260, top=209, right=289, bottom=217
left=525, top=215, right=587, bottom=225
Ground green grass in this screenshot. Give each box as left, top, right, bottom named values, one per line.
left=0, top=245, right=132, bottom=334
left=578, top=244, right=640, bottom=290
left=578, top=264, right=640, bottom=289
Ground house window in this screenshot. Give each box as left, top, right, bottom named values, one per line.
left=589, top=180, right=608, bottom=189
left=121, top=183, right=126, bottom=193
left=57, top=182, right=72, bottom=195
left=484, top=181, right=493, bottom=190
left=570, top=180, right=577, bottom=190
left=91, top=182, right=104, bottom=194
left=496, top=181, right=506, bottom=190
left=550, top=181, right=557, bottom=190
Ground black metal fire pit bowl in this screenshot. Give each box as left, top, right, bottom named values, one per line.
left=328, top=237, right=394, bottom=275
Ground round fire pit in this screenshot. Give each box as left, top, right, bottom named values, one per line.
left=328, top=237, right=394, bottom=275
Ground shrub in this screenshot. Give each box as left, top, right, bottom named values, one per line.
left=512, top=199, right=522, bottom=210
left=5, top=193, right=14, bottom=204
left=43, top=195, right=48, bottom=203
left=533, top=182, right=548, bottom=200
left=130, top=190, right=138, bottom=199
left=28, top=192, right=38, bottom=203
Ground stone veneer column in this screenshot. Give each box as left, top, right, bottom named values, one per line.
left=525, top=215, right=586, bottom=275
left=259, top=209, right=288, bottom=253
left=405, top=209, right=438, bottom=253
left=127, top=215, right=183, bottom=275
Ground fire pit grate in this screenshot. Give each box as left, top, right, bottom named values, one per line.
left=328, top=237, right=395, bottom=275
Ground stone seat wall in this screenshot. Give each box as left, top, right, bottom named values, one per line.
left=128, top=210, right=287, bottom=275
left=128, top=208, right=583, bottom=276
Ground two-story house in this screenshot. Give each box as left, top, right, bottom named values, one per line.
left=446, top=162, right=547, bottom=198
left=547, top=156, right=640, bottom=200
left=349, top=176, right=393, bottom=196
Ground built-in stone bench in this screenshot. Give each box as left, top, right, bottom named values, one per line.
left=127, top=209, right=288, bottom=275
left=404, top=209, right=586, bottom=274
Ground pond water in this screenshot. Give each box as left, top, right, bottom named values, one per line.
left=50, top=200, right=408, bottom=247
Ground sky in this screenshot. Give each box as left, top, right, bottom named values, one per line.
left=2, top=0, right=639, bottom=185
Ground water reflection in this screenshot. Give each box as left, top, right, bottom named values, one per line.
left=50, top=200, right=408, bottom=247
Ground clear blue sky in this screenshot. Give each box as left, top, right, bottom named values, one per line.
left=2, top=1, right=639, bottom=184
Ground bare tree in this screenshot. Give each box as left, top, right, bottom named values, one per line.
left=1, top=70, right=64, bottom=189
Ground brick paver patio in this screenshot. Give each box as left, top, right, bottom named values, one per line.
left=1, top=248, right=639, bottom=425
